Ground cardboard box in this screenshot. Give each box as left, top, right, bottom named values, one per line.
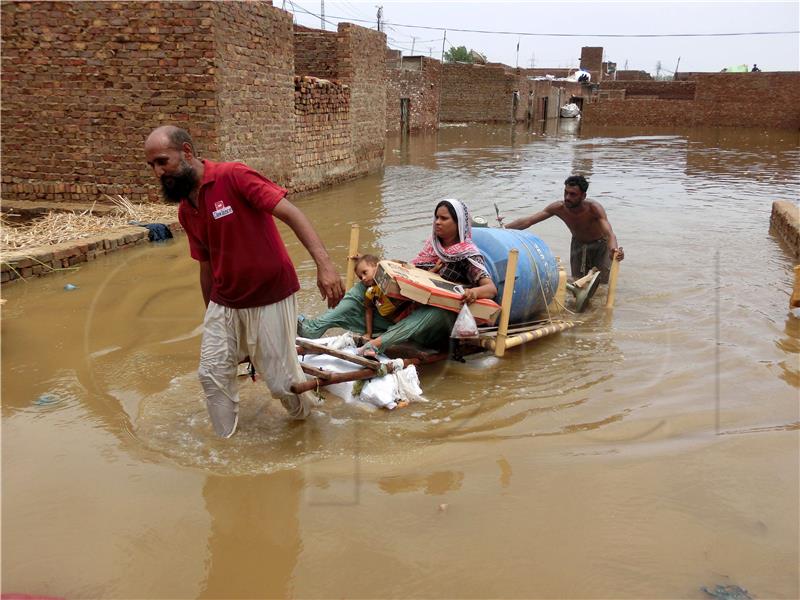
left=375, top=260, right=501, bottom=324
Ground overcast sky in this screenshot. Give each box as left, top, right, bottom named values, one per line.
left=289, top=1, right=799, bottom=75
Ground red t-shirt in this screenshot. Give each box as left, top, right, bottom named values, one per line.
left=178, top=160, right=300, bottom=308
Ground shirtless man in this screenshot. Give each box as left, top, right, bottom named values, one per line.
left=503, top=175, right=624, bottom=283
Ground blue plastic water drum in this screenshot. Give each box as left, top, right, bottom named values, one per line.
left=472, top=228, right=559, bottom=324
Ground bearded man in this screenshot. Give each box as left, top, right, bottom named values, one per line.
left=144, top=125, right=344, bottom=437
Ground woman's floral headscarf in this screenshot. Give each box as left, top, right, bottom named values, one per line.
left=412, top=198, right=485, bottom=272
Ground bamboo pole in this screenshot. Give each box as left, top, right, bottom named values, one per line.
left=481, top=320, right=575, bottom=351
left=503, top=320, right=576, bottom=349
left=605, top=250, right=620, bottom=309
left=791, top=265, right=800, bottom=309
left=495, top=248, right=519, bottom=358
left=548, top=257, right=567, bottom=314
left=345, top=224, right=360, bottom=289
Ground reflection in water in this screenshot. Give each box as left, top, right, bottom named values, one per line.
left=378, top=470, right=464, bottom=495
left=497, top=457, right=512, bottom=488
left=200, top=470, right=303, bottom=599
left=776, top=312, right=800, bottom=387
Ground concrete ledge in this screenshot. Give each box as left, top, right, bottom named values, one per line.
left=770, top=201, right=800, bottom=258
left=1, top=220, right=182, bottom=284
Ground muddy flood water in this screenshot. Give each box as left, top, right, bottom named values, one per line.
left=2, top=122, right=799, bottom=599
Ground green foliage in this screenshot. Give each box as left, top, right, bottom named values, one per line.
left=444, top=45, right=473, bottom=63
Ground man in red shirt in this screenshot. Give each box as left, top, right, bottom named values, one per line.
left=145, top=125, right=344, bottom=437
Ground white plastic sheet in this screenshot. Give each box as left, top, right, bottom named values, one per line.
left=297, top=335, right=427, bottom=410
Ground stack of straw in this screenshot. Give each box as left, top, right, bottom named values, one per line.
left=1, top=195, right=177, bottom=253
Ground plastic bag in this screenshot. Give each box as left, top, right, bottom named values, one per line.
left=451, top=303, right=478, bottom=338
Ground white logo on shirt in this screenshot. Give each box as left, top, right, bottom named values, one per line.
left=212, top=202, right=234, bottom=219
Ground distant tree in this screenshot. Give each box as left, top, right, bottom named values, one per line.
left=444, top=46, right=473, bottom=63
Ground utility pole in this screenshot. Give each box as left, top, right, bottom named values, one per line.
left=674, top=56, right=681, bottom=80
left=515, top=37, right=520, bottom=69
left=376, top=5, right=383, bottom=32
left=320, top=0, right=325, bottom=30
left=411, top=36, right=416, bottom=56
left=441, top=29, right=447, bottom=62
left=429, top=47, right=433, bottom=58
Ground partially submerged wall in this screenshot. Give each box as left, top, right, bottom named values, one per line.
left=440, top=62, right=587, bottom=124
left=584, top=73, right=800, bottom=130
left=1, top=224, right=171, bottom=284
left=692, top=73, right=800, bottom=129
left=292, top=76, right=353, bottom=193
left=386, top=56, right=442, bottom=134
left=440, top=63, right=522, bottom=123
left=770, top=200, right=800, bottom=258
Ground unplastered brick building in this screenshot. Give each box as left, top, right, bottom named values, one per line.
left=1, top=0, right=387, bottom=203
left=385, top=51, right=442, bottom=134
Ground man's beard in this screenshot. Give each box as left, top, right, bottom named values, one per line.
left=160, top=160, right=199, bottom=203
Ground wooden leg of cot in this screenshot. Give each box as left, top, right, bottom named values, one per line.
left=345, top=224, right=360, bottom=290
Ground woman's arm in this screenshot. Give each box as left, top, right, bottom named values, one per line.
left=462, top=276, right=497, bottom=304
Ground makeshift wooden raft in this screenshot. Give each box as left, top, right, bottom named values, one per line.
left=290, top=224, right=620, bottom=395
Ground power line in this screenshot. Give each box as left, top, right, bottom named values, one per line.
left=294, top=9, right=797, bottom=38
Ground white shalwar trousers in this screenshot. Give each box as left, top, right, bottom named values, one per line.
left=198, top=295, right=318, bottom=438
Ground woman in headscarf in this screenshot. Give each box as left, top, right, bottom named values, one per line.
left=357, top=198, right=497, bottom=355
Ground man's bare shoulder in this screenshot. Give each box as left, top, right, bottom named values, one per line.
left=544, top=201, right=564, bottom=215
left=585, top=199, right=608, bottom=217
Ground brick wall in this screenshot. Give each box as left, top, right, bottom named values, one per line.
left=1, top=0, right=220, bottom=204
left=440, top=63, right=518, bottom=122
left=440, top=63, right=588, bottom=123
left=584, top=72, right=800, bottom=130
left=522, top=67, right=572, bottom=79
left=2, top=2, right=392, bottom=205
left=293, top=26, right=338, bottom=79
left=386, top=49, right=402, bottom=70
left=599, top=80, right=697, bottom=100
left=213, top=2, right=294, bottom=185
left=615, top=70, right=653, bottom=81
left=770, top=200, right=800, bottom=258
left=692, top=73, right=800, bottom=129
left=291, top=76, right=354, bottom=192
left=336, top=23, right=386, bottom=175
left=579, top=47, right=604, bottom=83
left=386, top=56, right=441, bottom=133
